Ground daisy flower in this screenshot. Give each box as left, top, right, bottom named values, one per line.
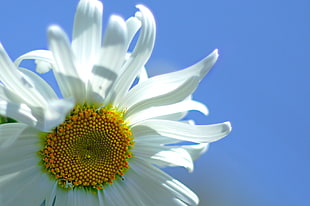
left=0, top=0, right=231, bottom=205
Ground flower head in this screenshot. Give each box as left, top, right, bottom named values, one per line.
left=0, top=0, right=231, bottom=205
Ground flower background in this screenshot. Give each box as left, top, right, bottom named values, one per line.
left=0, top=0, right=308, bottom=205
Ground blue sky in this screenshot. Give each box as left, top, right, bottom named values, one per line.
left=0, top=0, right=309, bottom=205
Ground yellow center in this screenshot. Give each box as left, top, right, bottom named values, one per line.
left=40, top=104, right=133, bottom=190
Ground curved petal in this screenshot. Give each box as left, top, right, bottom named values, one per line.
left=124, top=76, right=199, bottom=118
left=134, top=143, right=208, bottom=173
left=125, top=16, right=141, bottom=51
left=14, top=50, right=54, bottom=74
left=120, top=49, right=217, bottom=107
left=185, top=49, right=219, bottom=81
left=48, top=25, right=86, bottom=102
left=35, top=59, right=53, bottom=74
left=108, top=5, right=156, bottom=105
left=132, top=119, right=232, bottom=143
left=72, top=0, right=103, bottom=76
left=14, top=49, right=54, bottom=66
left=19, top=68, right=58, bottom=100
left=127, top=100, right=208, bottom=124
left=181, top=143, right=209, bottom=162
left=134, top=143, right=194, bottom=172
left=137, top=66, right=148, bottom=83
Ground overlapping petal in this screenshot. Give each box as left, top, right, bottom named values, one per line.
left=134, top=143, right=194, bottom=172
left=0, top=44, right=48, bottom=107
left=127, top=99, right=209, bottom=124
left=14, top=50, right=54, bottom=73
left=128, top=160, right=199, bottom=205
left=132, top=119, right=232, bottom=143
left=108, top=5, right=156, bottom=105
left=48, top=26, right=86, bottom=102
left=87, top=15, right=128, bottom=103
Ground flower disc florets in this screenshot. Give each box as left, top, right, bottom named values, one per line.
left=39, top=104, right=134, bottom=190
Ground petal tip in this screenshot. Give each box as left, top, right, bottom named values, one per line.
left=47, top=25, right=63, bottom=37
left=214, top=48, right=219, bottom=57
left=212, top=48, right=219, bottom=59
left=78, top=0, right=103, bottom=16
left=136, top=4, right=147, bottom=10
left=224, top=121, right=232, bottom=133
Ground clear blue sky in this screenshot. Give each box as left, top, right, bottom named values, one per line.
left=0, top=0, right=309, bottom=205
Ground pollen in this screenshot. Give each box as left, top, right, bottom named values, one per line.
left=39, top=104, right=134, bottom=190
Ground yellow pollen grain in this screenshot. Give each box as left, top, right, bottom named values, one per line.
left=40, top=104, right=134, bottom=190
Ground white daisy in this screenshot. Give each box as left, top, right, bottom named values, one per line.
left=0, top=0, right=231, bottom=205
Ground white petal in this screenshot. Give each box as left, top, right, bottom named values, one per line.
left=48, top=25, right=86, bottom=102
left=112, top=181, right=142, bottom=205
left=135, top=142, right=209, bottom=173
left=137, top=66, right=148, bottom=83
left=108, top=5, right=156, bottom=105
left=125, top=16, right=141, bottom=51
left=0, top=101, right=38, bottom=127
left=14, top=50, right=54, bottom=70
left=0, top=97, right=74, bottom=131
left=127, top=100, right=208, bottom=124
left=101, top=185, right=126, bottom=206
left=188, top=49, right=219, bottom=81
left=124, top=76, right=200, bottom=117
left=72, top=0, right=103, bottom=75
left=99, top=15, right=128, bottom=74
left=134, top=134, right=181, bottom=145
left=0, top=44, right=47, bottom=107
left=35, top=59, right=53, bottom=74
left=116, top=169, right=158, bottom=205
left=128, top=160, right=199, bottom=205
left=53, top=188, right=70, bottom=206
left=63, top=189, right=99, bottom=206
left=0, top=126, right=39, bottom=176
left=134, top=143, right=194, bottom=172
left=19, top=67, right=58, bottom=100
left=181, top=143, right=209, bottom=161
left=87, top=64, right=118, bottom=104
left=0, top=84, right=9, bottom=102
left=132, top=120, right=232, bottom=143
left=137, top=143, right=209, bottom=173
left=0, top=166, right=52, bottom=206
left=158, top=48, right=218, bottom=83
left=97, top=191, right=105, bottom=206
left=45, top=182, right=57, bottom=206
left=37, top=98, right=75, bottom=131
left=124, top=48, right=218, bottom=107
left=0, top=123, right=28, bottom=149
left=88, top=15, right=127, bottom=103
